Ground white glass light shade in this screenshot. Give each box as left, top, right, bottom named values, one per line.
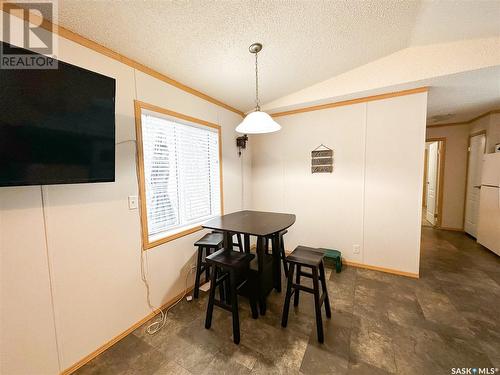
left=235, top=111, right=281, bottom=134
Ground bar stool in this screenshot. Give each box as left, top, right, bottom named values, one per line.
left=281, top=246, right=331, bottom=343
left=193, top=232, right=223, bottom=299
left=205, top=249, right=257, bottom=344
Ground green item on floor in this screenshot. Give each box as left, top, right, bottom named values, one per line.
left=321, top=248, right=342, bottom=273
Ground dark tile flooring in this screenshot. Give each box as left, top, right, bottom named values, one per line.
left=76, top=228, right=500, bottom=374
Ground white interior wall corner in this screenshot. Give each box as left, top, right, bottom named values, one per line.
left=263, top=37, right=500, bottom=113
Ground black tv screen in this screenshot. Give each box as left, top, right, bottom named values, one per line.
left=0, top=42, right=116, bottom=187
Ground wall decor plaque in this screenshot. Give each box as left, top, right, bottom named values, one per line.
left=311, top=144, right=333, bottom=173
left=311, top=149, right=332, bottom=158
left=311, top=157, right=333, bottom=166
left=312, top=165, right=333, bottom=173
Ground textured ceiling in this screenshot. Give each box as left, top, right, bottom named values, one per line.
left=426, top=66, right=500, bottom=125
left=55, top=0, right=500, bottom=112
left=409, top=0, right=500, bottom=45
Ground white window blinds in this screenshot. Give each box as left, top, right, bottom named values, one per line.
left=141, top=112, right=221, bottom=241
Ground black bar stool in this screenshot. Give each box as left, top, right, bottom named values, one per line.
left=205, top=249, right=257, bottom=344
left=281, top=246, right=331, bottom=343
left=279, top=230, right=289, bottom=277
left=193, top=232, right=223, bottom=299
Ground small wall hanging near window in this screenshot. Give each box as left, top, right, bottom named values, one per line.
left=311, top=144, right=333, bottom=173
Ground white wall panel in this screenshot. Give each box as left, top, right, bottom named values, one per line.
left=252, top=93, right=427, bottom=275
left=0, top=188, right=60, bottom=375
left=363, top=93, right=427, bottom=273
left=252, top=104, right=366, bottom=262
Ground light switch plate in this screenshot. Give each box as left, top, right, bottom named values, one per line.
left=128, top=195, right=138, bottom=210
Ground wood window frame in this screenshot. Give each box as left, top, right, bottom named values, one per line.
left=134, top=100, right=224, bottom=250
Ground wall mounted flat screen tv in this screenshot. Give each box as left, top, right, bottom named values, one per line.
left=0, top=42, right=116, bottom=187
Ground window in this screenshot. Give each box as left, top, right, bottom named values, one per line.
left=135, top=101, right=223, bottom=249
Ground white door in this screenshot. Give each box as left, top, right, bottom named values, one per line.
left=464, top=134, right=486, bottom=237
left=426, top=142, right=438, bottom=225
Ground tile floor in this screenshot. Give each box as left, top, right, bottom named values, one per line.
left=76, top=227, right=500, bottom=374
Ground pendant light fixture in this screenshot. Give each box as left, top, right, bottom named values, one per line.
left=235, top=43, right=281, bottom=134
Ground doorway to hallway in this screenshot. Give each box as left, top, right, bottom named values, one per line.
left=423, top=138, right=445, bottom=228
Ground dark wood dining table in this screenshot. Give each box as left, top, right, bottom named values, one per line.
left=203, top=210, right=296, bottom=313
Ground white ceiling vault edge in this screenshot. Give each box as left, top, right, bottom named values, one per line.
left=263, top=37, right=500, bottom=112
left=262, top=37, right=500, bottom=124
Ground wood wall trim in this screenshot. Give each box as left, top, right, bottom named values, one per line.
left=269, top=244, right=420, bottom=279
left=342, top=260, right=419, bottom=279
left=422, top=148, right=429, bottom=208
left=427, top=109, right=500, bottom=129
left=467, top=109, right=500, bottom=124
left=0, top=3, right=244, bottom=117
left=270, top=87, right=429, bottom=118
left=135, top=101, right=222, bottom=130
left=218, top=124, right=225, bottom=216
left=144, top=226, right=204, bottom=250
left=437, top=139, right=446, bottom=229
left=426, top=121, right=469, bottom=129
left=60, top=285, right=195, bottom=375
left=469, top=129, right=488, bottom=139
left=134, top=100, right=224, bottom=250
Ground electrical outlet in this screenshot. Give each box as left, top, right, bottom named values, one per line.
left=353, top=244, right=360, bottom=254
left=128, top=195, right=138, bottom=210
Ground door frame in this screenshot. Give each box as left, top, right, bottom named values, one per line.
left=425, top=137, right=446, bottom=228
left=462, top=130, right=487, bottom=230
left=422, top=147, right=429, bottom=208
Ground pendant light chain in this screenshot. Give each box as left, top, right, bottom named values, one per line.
left=235, top=42, right=281, bottom=134
left=255, top=51, right=260, bottom=111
